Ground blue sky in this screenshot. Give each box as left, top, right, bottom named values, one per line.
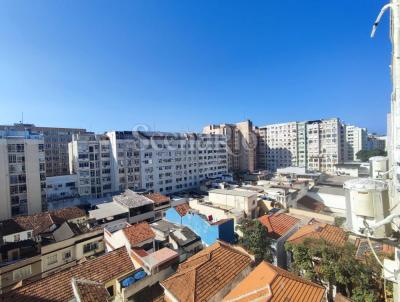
left=0, top=0, right=392, bottom=134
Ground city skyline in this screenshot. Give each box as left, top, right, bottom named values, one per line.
left=0, top=0, right=392, bottom=134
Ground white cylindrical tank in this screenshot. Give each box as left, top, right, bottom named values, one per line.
left=344, top=178, right=390, bottom=238
left=369, top=156, right=388, bottom=179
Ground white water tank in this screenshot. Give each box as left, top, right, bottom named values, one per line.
left=369, top=156, right=388, bottom=179
left=344, top=178, right=390, bottom=237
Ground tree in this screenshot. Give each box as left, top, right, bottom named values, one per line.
left=356, top=149, right=387, bottom=162
left=237, top=218, right=273, bottom=264
left=285, top=239, right=385, bottom=302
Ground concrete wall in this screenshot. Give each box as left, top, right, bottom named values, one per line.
left=208, top=192, right=257, bottom=217
left=307, top=191, right=346, bottom=214
left=25, top=140, right=43, bottom=215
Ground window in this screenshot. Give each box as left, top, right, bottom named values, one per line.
left=13, top=234, right=20, bottom=242
left=13, top=265, right=31, bottom=281
left=47, top=254, right=58, bottom=265
left=106, top=285, right=114, bottom=297
left=63, top=250, right=72, bottom=260
left=83, top=242, right=98, bottom=254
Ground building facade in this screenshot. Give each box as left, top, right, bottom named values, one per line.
left=70, top=131, right=228, bottom=197
left=0, top=124, right=88, bottom=177
left=258, top=118, right=347, bottom=174
left=203, top=120, right=256, bottom=173
left=0, top=130, right=47, bottom=219
left=68, top=133, right=113, bottom=198
left=345, top=125, right=368, bottom=161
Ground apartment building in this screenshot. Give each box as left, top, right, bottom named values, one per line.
left=203, top=120, right=256, bottom=173
left=0, top=124, right=87, bottom=177
left=107, top=131, right=228, bottom=195
left=68, top=133, right=113, bottom=198
left=0, top=130, right=47, bottom=220
left=345, top=125, right=367, bottom=161
left=306, top=118, right=345, bottom=173
left=258, top=118, right=346, bottom=174
left=258, top=122, right=299, bottom=171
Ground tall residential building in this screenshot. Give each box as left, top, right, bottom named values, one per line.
left=306, top=118, right=345, bottom=173
left=0, top=124, right=88, bottom=177
left=345, top=125, right=368, bottom=161
left=70, top=131, right=228, bottom=197
left=68, top=133, right=113, bottom=198
left=257, top=118, right=346, bottom=174
left=203, top=120, right=257, bottom=173
left=258, top=122, right=299, bottom=171
left=0, top=130, right=47, bottom=219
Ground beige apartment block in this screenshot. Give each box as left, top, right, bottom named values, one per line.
left=0, top=130, right=46, bottom=219
left=203, top=120, right=257, bottom=173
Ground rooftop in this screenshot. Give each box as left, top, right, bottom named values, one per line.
left=123, top=222, right=155, bottom=246
left=258, top=213, right=300, bottom=240
left=150, top=219, right=180, bottom=233
left=145, top=193, right=170, bottom=204
left=223, top=261, right=325, bottom=302
left=141, top=248, right=179, bottom=271
left=72, top=278, right=111, bottom=302
left=114, top=190, right=154, bottom=208
left=297, top=195, right=326, bottom=213
left=174, top=203, right=191, bottom=217
left=0, top=219, right=26, bottom=237
left=170, top=227, right=201, bottom=247
left=310, top=185, right=345, bottom=196
left=287, top=222, right=348, bottom=246
left=209, top=189, right=257, bottom=198
left=13, top=207, right=86, bottom=236
left=89, top=201, right=129, bottom=221
left=1, top=247, right=135, bottom=302
left=161, top=241, right=252, bottom=302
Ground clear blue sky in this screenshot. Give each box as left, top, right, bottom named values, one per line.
left=0, top=0, right=392, bottom=134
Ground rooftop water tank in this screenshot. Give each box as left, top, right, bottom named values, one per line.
left=344, top=178, right=390, bottom=237
left=369, top=156, right=388, bottom=179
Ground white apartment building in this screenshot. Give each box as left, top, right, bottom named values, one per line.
left=258, top=118, right=347, bottom=174
left=345, top=125, right=367, bottom=161
left=203, top=120, right=256, bottom=173
left=68, top=133, right=113, bottom=198
left=108, top=131, right=228, bottom=194
left=258, top=122, right=299, bottom=171
left=367, top=133, right=386, bottom=151
left=0, top=130, right=47, bottom=219
left=306, top=118, right=345, bottom=173
left=71, top=131, right=228, bottom=197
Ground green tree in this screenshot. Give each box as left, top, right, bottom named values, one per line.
left=356, top=149, right=387, bottom=162
left=285, top=239, right=385, bottom=302
left=237, top=218, right=273, bottom=264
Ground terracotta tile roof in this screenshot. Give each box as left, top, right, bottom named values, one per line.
left=145, top=193, right=170, bottom=204
left=51, top=207, right=86, bottom=223
left=14, top=212, right=55, bottom=236
left=1, top=247, right=135, bottom=302
left=223, top=261, right=325, bottom=302
left=258, top=213, right=300, bottom=239
left=13, top=207, right=86, bottom=236
left=72, top=279, right=111, bottom=302
left=297, top=195, right=325, bottom=213
left=161, top=241, right=252, bottom=302
left=0, top=219, right=25, bottom=236
left=123, top=222, right=155, bottom=247
left=287, top=222, right=347, bottom=246
left=174, top=203, right=190, bottom=217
